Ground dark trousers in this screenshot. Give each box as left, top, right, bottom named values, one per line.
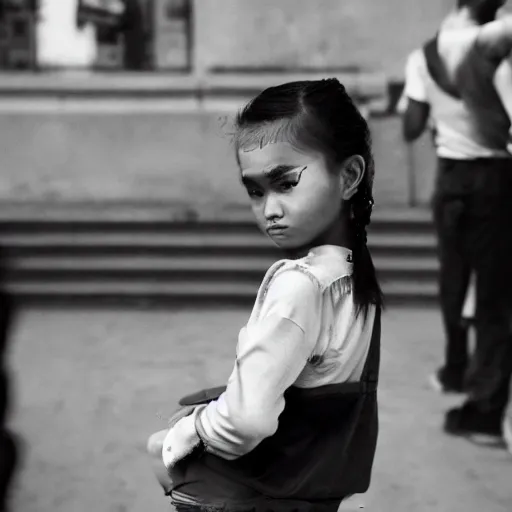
left=433, top=157, right=512, bottom=417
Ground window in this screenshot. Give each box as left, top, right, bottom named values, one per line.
left=0, top=0, right=193, bottom=72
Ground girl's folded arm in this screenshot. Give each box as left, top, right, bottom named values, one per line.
left=194, top=270, right=322, bottom=459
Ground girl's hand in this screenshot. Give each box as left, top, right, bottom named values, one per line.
left=162, top=407, right=202, bottom=469
left=168, top=405, right=196, bottom=429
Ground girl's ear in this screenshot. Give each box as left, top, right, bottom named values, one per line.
left=340, top=155, right=366, bottom=200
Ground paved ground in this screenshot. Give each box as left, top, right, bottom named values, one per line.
left=3, top=305, right=512, bottom=512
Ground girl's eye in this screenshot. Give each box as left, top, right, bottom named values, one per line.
left=245, top=179, right=298, bottom=198
left=277, top=181, right=298, bottom=192
left=247, top=188, right=264, bottom=199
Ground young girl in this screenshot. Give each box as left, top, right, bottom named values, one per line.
left=147, top=79, right=384, bottom=512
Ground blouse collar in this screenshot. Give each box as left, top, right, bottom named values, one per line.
left=308, top=244, right=352, bottom=260
left=307, top=245, right=354, bottom=280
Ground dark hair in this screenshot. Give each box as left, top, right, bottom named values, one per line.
left=458, top=0, right=480, bottom=7
left=457, top=0, right=504, bottom=12
left=234, top=79, right=384, bottom=318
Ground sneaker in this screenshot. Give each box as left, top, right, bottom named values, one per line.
left=429, top=368, right=466, bottom=394
left=444, top=403, right=503, bottom=445
left=503, top=417, right=512, bottom=455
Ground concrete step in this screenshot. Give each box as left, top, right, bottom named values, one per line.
left=5, top=254, right=439, bottom=274
left=0, top=201, right=432, bottom=221
left=0, top=232, right=437, bottom=252
left=0, top=203, right=434, bottom=231
left=0, top=204, right=439, bottom=304
left=5, top=279, right=438, bottom=306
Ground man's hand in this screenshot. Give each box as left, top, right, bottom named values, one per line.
left=162, top=407, right=202, bottom=469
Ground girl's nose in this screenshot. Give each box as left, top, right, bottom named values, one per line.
left=263, top=194, right=284, bottom=222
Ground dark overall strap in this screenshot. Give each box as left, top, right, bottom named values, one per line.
left=423, top=35, right=461, bottom=99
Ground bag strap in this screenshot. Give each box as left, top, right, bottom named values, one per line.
left=423, top=34, right=461, bottom=99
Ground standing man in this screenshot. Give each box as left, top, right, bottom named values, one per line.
left=494, top=49, right=512, bottom=455
left=401, top=0, right=512, bottom=442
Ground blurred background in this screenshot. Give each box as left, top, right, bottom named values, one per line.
left=0, top=1, right=510, bottom=512
left=0, top=0, right=447, bottom=211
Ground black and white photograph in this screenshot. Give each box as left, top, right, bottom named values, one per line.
left=0, top=1, right=511, bottom=511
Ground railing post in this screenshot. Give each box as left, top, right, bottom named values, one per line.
left=406, top=142, right=417, bottom=207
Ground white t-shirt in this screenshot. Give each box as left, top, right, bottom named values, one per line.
left=402, top=10, right=512, bottom=159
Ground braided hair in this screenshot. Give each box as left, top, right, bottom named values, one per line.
left=350, top=175, right=383, bottom=316
left=235, top=79, right=384, bottom=318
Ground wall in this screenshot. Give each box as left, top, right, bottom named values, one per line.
left=0, top=110, right=436, bottom=209
left=194, top=0, right=454, bottom=80
left=0, top=111, right=237, bottom=207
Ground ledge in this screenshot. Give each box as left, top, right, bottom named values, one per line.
left=0, top=70, right=388, bottom=101
left=0, top=71, right=198, bottom=97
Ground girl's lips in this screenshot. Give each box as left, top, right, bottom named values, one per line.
left=266, top=225, right=288, bottom=235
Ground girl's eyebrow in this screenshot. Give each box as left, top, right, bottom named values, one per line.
left=241, top=165, right=306, bottom=184
left=263, top=165, right=299, bottom=181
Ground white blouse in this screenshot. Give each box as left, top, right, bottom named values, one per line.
left=191, top=245, right=376, bottom=460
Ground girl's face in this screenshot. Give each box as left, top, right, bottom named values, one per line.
left=238, top=141, right=364, bottom=252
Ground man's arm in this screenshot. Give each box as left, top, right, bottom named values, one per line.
left=478, top=15, right=512, bottom=60
left=400, top=49, right=431, bottom=142
left=494, top=56, right=512, bottom=120
left=494, top=56, right=512, bottom=153
left=403, top=99, right=431, bottom=142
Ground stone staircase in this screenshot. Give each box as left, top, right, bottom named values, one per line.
left=0, top=203, right=438, bottom=307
